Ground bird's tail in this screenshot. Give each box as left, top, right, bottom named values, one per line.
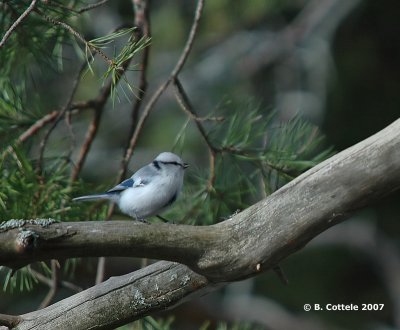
left=72, top=194, right=112, bottom=202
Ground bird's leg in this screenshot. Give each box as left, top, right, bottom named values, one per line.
left=134, top=213, right=148, bottom=224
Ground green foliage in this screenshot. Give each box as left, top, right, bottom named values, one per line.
left=0, top=262, right=51, bottom=293
left=88, top=28, right=151, bottom=104
left=0, top=147, right=107, bottom=220
left=167, top=103, right=333, bottom=225
left=0, top=1, right=76, bottom=83
left=0, top=73, right=49, bottom=146
left=0, top=266, right=38, bottom=293
left=0, top=147, right=107, bottom=292
left=1, top=1, right=150, bottom=112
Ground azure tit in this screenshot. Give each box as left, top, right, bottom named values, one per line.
left=73, top=152, right=188, bottom=221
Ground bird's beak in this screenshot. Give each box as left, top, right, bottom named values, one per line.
left=183, top=163, right=189, bottom=169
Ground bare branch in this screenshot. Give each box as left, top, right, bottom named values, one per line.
left=46, top=0, right=110, bottom=15
left=172, top=78, right=219, bottom=189
left=1, top=262, right=210, bottom=330
left=69, top=109, right=102, bottom=183
left=1, top=111, right=58, bottom=161
left=173, top=80, right=224, bottom=122
left=39, top=260, right=60, bottom=309
left=76, top=0, right=110, bottom=14
left=0, top=0, right=37, bottom=48
left=37, top=63, right=86, bottom=174
left=29, top=267, right=82, bottom=293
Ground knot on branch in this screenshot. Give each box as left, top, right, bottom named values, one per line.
left=16, top=229, right=39, bottom=253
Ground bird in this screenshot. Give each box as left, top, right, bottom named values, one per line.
left=73, top=152, right=188, bottom=221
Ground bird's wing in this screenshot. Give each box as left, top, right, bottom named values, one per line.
left=132, top=164, right=159, bottom=184
left=106, top=178, right=136, bottom=194
left=106, top=165, right=158, bottom=194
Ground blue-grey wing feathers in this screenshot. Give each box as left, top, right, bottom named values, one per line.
left=132, top=165, right=158, bottom=183
left=73, top=178, right=135, bottom=202
left=107, top=178, right=135, bottom=193
left=73, top=162, right=160, bottom=203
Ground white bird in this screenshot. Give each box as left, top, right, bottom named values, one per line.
left=73, top=152, right=188, bottom=221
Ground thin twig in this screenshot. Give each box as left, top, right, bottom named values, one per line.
left=172, top=78, right=219, bottom=189
left=70, top=109, right=102, bottom=183
left=95, top=257, right=106, bottom=285
left=0, top=0, right=37, bottom=48
left=39, top=260, right=59, bottom=309
left=208, top=149, right=217, bottom=190
left=70, top=100, right=100, bottom=111
left=172, top=78, right=219, bottom=152
left=2, top=111, right=58, bottom=158
left=126, top=0, right=151, bottom=147
left=76, top=0, right=110, bottom=13
left=37, top=63, right=86, bottom=174
left=117, top=0, right=205, bottom=181
left=29, top=268, right=83, bottom=293
left=47, top=0, right=110, bottom=15
left=169, top=0, right=205, bottom=79
left=36, top=9, right=113, bottom=65
left=172, top=80, right=223, bottom=122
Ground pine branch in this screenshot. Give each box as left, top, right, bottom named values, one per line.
left=36, top=9, right=113, bottom=66
left=69, top=29, right=140, bottom=182
left=0, top=0, right=38, bottom=48
left=172, top=78, right=220, bottom=189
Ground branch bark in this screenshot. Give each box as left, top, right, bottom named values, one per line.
left=1, top=119, right=400, bottom=329
left=13, top=262, right=212, bottom=330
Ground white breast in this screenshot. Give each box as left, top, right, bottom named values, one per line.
left=118, top=171, right=183, bottom=219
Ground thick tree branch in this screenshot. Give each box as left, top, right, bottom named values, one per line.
left=9, top=262, right=211, bottom=330
left=2, top=118, right=400, bottom=276
left=1, top=119, right=400, bottom=328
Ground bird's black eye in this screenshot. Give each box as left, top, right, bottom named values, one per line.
left=159, top=161, right=186, bottom=168
left=153, top=160, right=161, bottom=170
left=157, top=161, right=189, bottom=169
